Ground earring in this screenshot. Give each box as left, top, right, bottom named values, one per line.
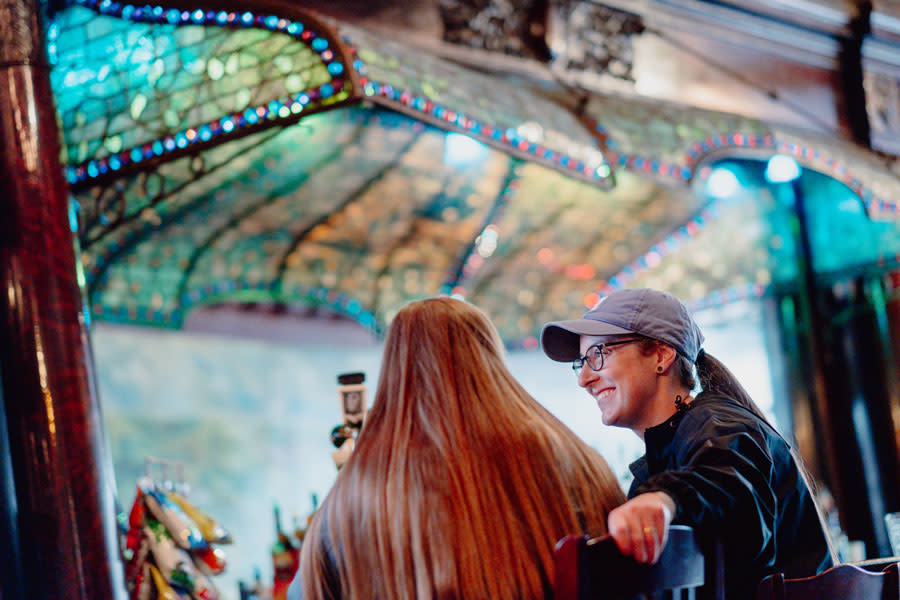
left=656, top=365, right=663, bottom=373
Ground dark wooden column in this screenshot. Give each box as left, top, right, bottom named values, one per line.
left=815, top=277, right=900, bottom=557
left=837, top=0, right=872, bottom=146
left=0, top=0, right=126, bottom=597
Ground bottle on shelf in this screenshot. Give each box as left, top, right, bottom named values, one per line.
left=271, top=503, right=300, bottom=600
left=295, top=492, right=319, bottom=543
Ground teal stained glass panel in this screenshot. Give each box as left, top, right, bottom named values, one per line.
left=458, top=165, right=706, bottom=341
left=803, top=168, right=900, bottom=275
left=620, top=158, right=900, bottom=301
left=340, top=22, right=612, bottom=185
left=51, top=5, right=335, bottom=166
left=80, top=107, right=511, bottom=329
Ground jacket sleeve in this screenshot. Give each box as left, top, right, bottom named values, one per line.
left=632, top=406, right=778, bottom=567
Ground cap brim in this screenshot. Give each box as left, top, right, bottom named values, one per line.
left=540, top=319, right=634, bottom=362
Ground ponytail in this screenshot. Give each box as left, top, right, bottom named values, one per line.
left=695, top=349, right=773, bottom=428
left=695, top=350, right=841, bottom=563
left=670, top=347, right=770, bottom=426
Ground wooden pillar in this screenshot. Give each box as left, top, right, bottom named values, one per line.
left=837, top=0, right=872, bottom=146
left=0, top=0, right=126, bottom=597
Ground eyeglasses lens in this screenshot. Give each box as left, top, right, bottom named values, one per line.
left=572, top=345, right=605, bottom=372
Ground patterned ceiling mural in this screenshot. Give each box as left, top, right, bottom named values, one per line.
left=50, top=0, right=900, bottom=346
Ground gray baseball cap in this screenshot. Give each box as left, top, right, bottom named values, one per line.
left=541, top=288, right=705, bottom=363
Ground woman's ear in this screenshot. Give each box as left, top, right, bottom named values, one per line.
left=656, top=343, right=678, bottom=372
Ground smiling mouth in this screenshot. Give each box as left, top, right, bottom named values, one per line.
left=594, top=387, right=614, bottom=401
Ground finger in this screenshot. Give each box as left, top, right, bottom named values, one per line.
left=655, top=521, right=669, bottom=559
left=644, top=515, right=669, bottom=563
left=643, top=525, right=660, bottom=564
left=607, top=510, right=637, bottom=557
left=631, top=525, right=650, bottom=563
left=638, top=525, right=657, bottom=564
left=610, top=521, right=636, bottom=557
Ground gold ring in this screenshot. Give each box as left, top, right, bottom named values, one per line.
left=643, top=526, right=653, bottom=535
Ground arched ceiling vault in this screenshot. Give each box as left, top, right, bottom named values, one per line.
left=51, top=0, right=900, bottom=346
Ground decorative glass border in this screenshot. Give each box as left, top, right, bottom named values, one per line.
left=360, top=79, right=614, bottom=187
left=93, top=279, right=380, bottom=332
left=60, top=0, right=355, bottom=186
left=771, top=139, right=899, bottom=216
left=340, top=37, right=615, bottom=189
left=597, top=206, right=719, bottom=294
left=600, top=117, right=900, bottom=217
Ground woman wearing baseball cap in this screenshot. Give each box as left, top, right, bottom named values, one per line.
left=542, top=288, right=835, bottom=600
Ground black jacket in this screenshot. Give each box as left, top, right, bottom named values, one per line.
left=629, top=393, right=833, bottom=600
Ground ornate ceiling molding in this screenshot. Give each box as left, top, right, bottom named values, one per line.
left=597, top=0, right=843, bottom=69
left=710, top=0, right=853, bottom=35
left=872, top=0, right=900, bottom=43
left=864, top=4, right=900, bottom=155
left=438, top=0, right=552, bottom=60
left=547, top=0, right=644, bottom=82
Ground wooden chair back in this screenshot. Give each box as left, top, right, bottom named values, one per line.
left=553, top=525, right=723, bottom=600
left=756, top=562, right=900, bottom=600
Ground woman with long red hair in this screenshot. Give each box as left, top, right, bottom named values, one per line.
left=290, top=297, right=624, bottom=599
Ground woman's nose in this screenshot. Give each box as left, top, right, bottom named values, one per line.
left=576, top=363, right=594, bottom=388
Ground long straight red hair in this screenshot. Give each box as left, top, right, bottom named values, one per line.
left=298, top=297, right=624, bottom=599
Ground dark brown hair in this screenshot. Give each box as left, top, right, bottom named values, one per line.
left=637, top=337, right=772, bottom=426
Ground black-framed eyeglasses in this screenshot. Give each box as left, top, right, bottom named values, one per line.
left=571, top=339, right=641, bottom=372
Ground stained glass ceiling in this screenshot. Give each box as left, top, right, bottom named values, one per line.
left=50, top=0, right=900, bottom=346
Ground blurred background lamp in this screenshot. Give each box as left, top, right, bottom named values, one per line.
left=706, top=167, right=740, bottom=199
left=765, top=154, right=801, bottom=183
left=444, top=133, right=488, bottom=167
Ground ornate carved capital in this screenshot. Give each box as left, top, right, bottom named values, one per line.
left=549, top=0, right=644, bottom=82
left=439, top=0, right=551, bottom=60
left=0, top=0, right=43, bottom=67
left=865, top=70, right=900, bottom=155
